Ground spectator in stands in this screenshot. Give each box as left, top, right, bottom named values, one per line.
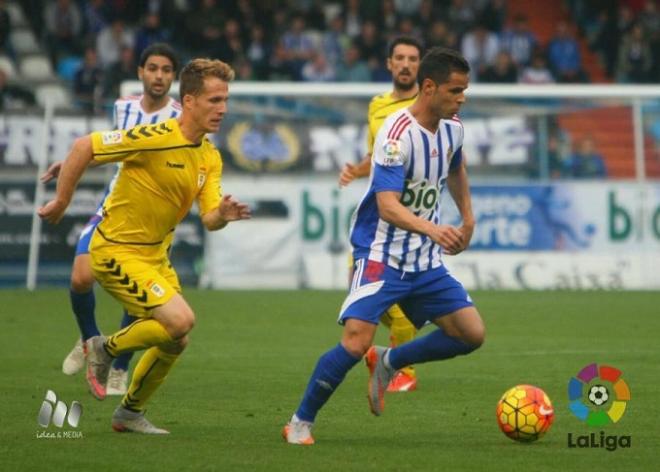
left=134, top=13, right=171, bottom=62
left=269, top=43, right=296, bottom=81
left=480, top=0, right=507, bottom=33
left=301, top=51, right=336, bottom=82
left=0, top=0, right=11, bottom=57
left=322, top=15, right=350, bottom=68
left=73, top=47, right=103, bottom=114
left=425, top=20, right=459, bottom=50
left=354, top=20, right=385, bottom=68
left=0, top=68, right=36, bottom=111
left=461, top=22, right=500, bottom=81
left=480, top=51, right=518, bottom=83
left=336, top=43, right=371, bottom=81
left=563, top=137, right=608, bottom=179
left=82, top=0, right=110, bottom=43
left=447, top=0, right=476, bottom=38
left=499, top=15, right=538, bottom=67
left=44, top=0, right=83, bottom=67
left=617, top=23, right=653, bottom=83
left=184, top=0, right=225, bottom=57
left=343, top=0, right=365, bottom=38
left=547, top=21, right=587, bottom=83
left=246, top=24, right=271, bottom=80
left=96, top=18, right=135, bottom=69
left=215, top=18, right=245, bottom=66
left=526, top=134, right=565, bottom=179
left=102, top=45, right=135, bottom=100
left=279, top=13, right=316, bottom=80
left=519, top=53, right=555, bottom=84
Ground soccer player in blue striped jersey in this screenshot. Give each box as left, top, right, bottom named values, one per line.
left=43, top=43, right=180, bottom=397
left=284, top=47, right=484, bottom=445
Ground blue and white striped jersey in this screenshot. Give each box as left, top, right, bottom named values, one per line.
left=93, top=95, right=182, bottom=217
left=350, top=108, right=465, bottom=272
left=113, top=95, right=181, bottom=130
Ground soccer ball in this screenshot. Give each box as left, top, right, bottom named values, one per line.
left=496, top=384, right=554, bottom=443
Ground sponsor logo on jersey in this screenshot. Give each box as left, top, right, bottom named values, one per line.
left=101, top=131, right=123, bottom=145
left=400, top=179, right=439, bottom=211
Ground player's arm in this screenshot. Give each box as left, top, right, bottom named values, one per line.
left=376, top=190, right=464, bottom=254
left=40, top=158, right=103, bottom=183
left=198, top=152, right=251, bottom=231
left=201, top=195, right=251, bottom=231
left=339, top=153, right=372, bottom=187
left=38, top=136, right=94, bottom=224
left=446, top=152, right=475, bottom=254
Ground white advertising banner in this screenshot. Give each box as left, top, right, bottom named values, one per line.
left=203, top=177, right=660, bottom=290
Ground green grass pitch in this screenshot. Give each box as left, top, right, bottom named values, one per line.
left=1, top=289, right=658, bottom=471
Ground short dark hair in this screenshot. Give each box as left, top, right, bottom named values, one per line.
left=387, top=36, right=423, bottom=58
left=417, top=47, right=470, bottom=86
left=139, top=43, right=179, bottom=72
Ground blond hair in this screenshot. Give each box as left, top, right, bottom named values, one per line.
left=179, top=58, right=235, bottom=98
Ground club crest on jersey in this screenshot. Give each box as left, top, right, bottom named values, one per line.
left=197, top=172, right=206, bottom=188
left=101, top=130, right=123, bottom=145
left=382, top=139, right=403, bottom=166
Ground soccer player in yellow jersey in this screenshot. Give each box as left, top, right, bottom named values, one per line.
left=39, top=58, right=251, bottom=434
left=339, top=36, right=423, bottom=392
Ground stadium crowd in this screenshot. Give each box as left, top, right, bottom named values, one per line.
left=0, top=0, right=658, bottom=113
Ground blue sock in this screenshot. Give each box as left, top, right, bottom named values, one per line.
left=70, top=290, right=100, bottom=341
left=295, top=343, right=361, bottom=422
left=111, top=311, right=138, bottom=371
left=388, top=328, right=477, bottom=369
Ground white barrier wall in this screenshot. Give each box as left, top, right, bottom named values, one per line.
left=202, top=177, right=660, bottom=290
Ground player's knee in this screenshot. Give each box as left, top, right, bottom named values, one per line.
left=342, top=331, right=372, bottom=357
left=463, top=324, right=485, bottom=349
left=70, top=271, right=94, bottom=293
left=168, top=308, right=195, bottom=338
left=161, top=335, right=189, bottom=354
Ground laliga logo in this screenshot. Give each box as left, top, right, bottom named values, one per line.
left=567, top=363, right=631, bottom=451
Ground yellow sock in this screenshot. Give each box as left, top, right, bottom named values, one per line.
left=106, top=319, right=173, bottom=357
left=122, top=347, right=179, bottom=412
left=385, top=305, right=417, bottom=378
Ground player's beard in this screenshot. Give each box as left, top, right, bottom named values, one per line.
left=394, top=72, right=416, bottom=92
left=394, top=77, right=416, bottom=92
left=146, top=84, right=168, bottom=101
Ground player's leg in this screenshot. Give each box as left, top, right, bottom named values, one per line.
left=87, top=249, right=184, bottom=400
left=62, top=219, right=102, bottom=375
left=110, top=294, right=192, bottom=434
left=108, top=247, right=178, bottom=396
left=106, top=310, right=138, bottom=396
left=381, top=304, right=418, bottom=392
left=384, top=267, right=484, bottom=374
left=284, top=259, right=403, bottom=444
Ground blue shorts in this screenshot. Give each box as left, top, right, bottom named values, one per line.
left=339, top=259, right=473, bottom=329
left=75, top=215, right=102, bottom=256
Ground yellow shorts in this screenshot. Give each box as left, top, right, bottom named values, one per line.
left=90, top=233, right=180, bottom=317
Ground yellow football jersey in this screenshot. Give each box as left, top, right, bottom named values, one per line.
left=366, top=92, right=418, bottom=154
left=90, top=118, right=222, bottom=246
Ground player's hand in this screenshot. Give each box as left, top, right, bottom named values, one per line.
left=40, top=161, right=63, bottom=183
left=339, top=162, right=357, bottom=187
left=428, top=224, right=464, bottom=255
left=218, top=195, right=251, bottom=222
left=38, top=198, right=68, bottom=224
left=457, top=221, right=475, bottom=252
